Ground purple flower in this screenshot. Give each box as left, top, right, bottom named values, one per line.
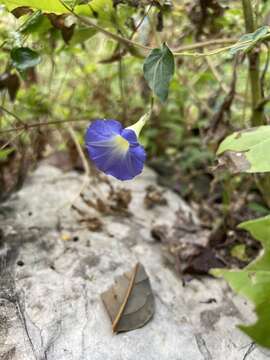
left=85, top=117, right=147, bottom=181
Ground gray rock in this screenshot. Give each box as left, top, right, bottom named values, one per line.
left=0, top=165, right=268, bottom=360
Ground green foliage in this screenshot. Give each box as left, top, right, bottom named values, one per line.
left=230, top=244, right=250, bottom=262
left=1, top=2, right=270, bottom=349
left=143, top=43, right=175, bottom=102
left=213, top=216, right=270, bottom=348
left=2, top=0, right=115, bottom=23
left=217, top=126, right=270, bottom=173
left=230, top=26, right=270, bottom=55
left=2, top=0, right=70, bottom=13
left=0, top=148, right=15, bottom=160
left=11, top=47, right=41, bottom=70
left=69, top=27, right=97, bottom=46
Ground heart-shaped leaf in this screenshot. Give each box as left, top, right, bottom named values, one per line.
left=212, top=216, right=270, bottom=348
left=101, top=263, right=155, bottom=333
left=217, top=126, right=270, bottom=173
left=11, top=47, right=41, bottom=71
left=143, top=43, right=175, bottom=102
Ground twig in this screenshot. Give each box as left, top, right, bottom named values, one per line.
left=205, top=55, right=230, bottom=93
left=59, top=126, right=91, bottom=210
left=205, top=55, right=245, bottom=102
left=174, top=43, right=245, bottom=57
left=0, top=118, right=90, bottom=135
left=58, top=0, right=255, bottom=58
left=173, top=38, right=237, bottom=52
left=99, top=4, right=153, bottom=64
left=0, top=105, right=26, bottom=125
left=242, top=342, right=256, bottom=360
left=68, top=126, right=89, bottom=176
left=207, top=56, right=238, bottom=138
left=0, top=129, right=24, bottom=150
left=118, top=57, right=127, bottom=122
left=130, top=2, right=154, bottom=40
left=255, top=96, right=270, bottom=111
left=59, top=0, right=151, bottom=51
left=179, top=72, right=214, bottom=116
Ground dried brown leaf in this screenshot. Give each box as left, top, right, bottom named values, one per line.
left=110, top=188, right=132, bottom=212
left=0, top=72, right=20, bottom=102
left=11, top=7, right=32, bottom=18
left=47, top=14, right=75, bottom=44
left=101, top=263, right=155, bottom=333
left=182, top=246, right=225, bottom=275
left=144, top=185, right=167, bottom=209
left=217, top=151, right=251, bottom=173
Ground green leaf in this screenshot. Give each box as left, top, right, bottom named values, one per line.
left=0, top=148, right=15, bottom=161
left=212, top=215, right=270, bottom=348
left=252, top=26, right=269, bottom=41
left=3, top=0, right=69, bottom=13
left=19, top=11, right=52, bottom=35
left=248, top=202, right=270, bottom=216
left=230, top=244, right=250, bottom=262
left=3, top=0, right=114, bottom=22
left=217, top=126, right=270, bottom=173
left=69, top=27, right=97, bottom=46
left=229, top=26, right=270, bottom=55
left=143, top=43, right=175, bottom=102
left=11, top=47, right=41, bottom=71
left=229, top=33, right=254, bottom=55
left=20, top=10, right=43, bottom=32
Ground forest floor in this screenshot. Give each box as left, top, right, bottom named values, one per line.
left=0, top=164, right=269, bottom=360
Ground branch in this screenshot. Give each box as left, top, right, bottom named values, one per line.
left=0, top=105, right=26, bottom=125
left=59, top=0, right=151, bottom=53
left=255, top=96, right=270, bottom=111
left=173, top=38, right=237, bottom=52
left=0, top=118, right=90, bottom=135
left=58, top=0, right=250, bottom=58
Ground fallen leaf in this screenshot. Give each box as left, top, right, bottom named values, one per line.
left=78, top=216, right=103, bottom=231
left=101, top=263, right=155, bottom=333
left=144, top=185, right=167, bottom=209
left=183, top=246, right=225, bottom=275
left=110, top=188, right=132, bottom=212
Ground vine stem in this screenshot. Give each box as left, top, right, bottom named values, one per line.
left=75, top=13, right=252, bottom=57
left=173, top=38, right=237, bottom=52
left=58, top=0, right=247, bottom=58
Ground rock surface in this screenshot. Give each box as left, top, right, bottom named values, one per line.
left=0, top=165, right=269, bottom=360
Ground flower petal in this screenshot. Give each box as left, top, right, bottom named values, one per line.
left=85, top=119, right=122, bottom=144
left=105, top=144, right=146, bottom=180
left=85, top=119, right=146, bottom=181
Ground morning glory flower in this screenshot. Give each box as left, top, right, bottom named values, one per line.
left=85, top=114, right=148, bottom=181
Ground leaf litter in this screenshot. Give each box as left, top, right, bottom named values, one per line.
left=101, top=263, right=155, bottom=333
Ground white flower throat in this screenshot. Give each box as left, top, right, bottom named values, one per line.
left=114, top=135, right=130, bottom=153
